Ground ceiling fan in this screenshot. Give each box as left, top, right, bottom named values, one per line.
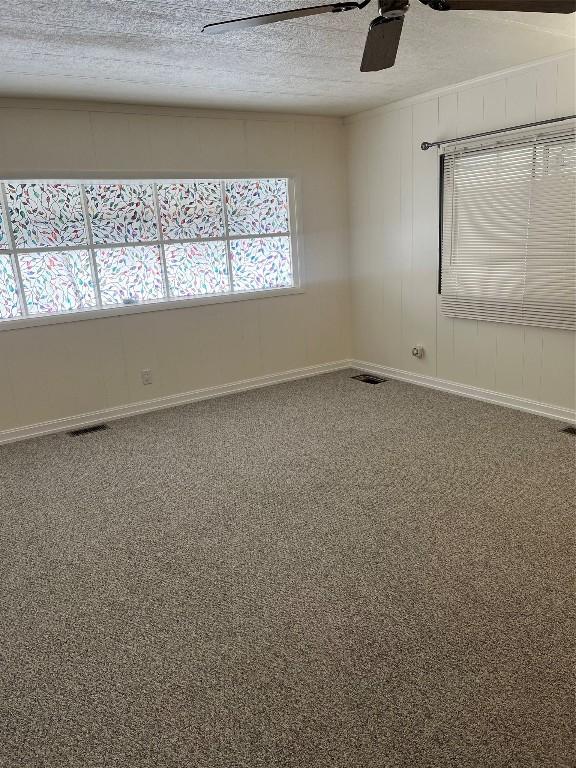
left=203, top=0, right=576, bottom=72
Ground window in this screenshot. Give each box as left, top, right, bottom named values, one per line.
left=0, top=178, right=296, bottom=324
left=440, top=130, right=575, bottom=330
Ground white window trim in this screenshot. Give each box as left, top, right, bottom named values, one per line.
left=0, top=173, right=304, bottom=333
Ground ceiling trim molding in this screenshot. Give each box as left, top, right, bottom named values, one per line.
left=344, top=49, right=576, bottom=125
left=0, top=97, right=345, bottom=125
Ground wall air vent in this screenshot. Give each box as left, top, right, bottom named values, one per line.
left=68, top=424, right=109, bottom=436
left=351, top=374, right=387, bottom=385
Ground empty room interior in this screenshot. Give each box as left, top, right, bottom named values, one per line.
left=0, top=1, right=575, bottom=766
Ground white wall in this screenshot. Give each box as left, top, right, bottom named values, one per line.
left=347, top=53, right=576, bottom=413
left=1, top=53, right=574, bottom=437
left=0, top=101, right=350, bottom=433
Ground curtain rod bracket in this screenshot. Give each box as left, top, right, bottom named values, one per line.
left=421, top=114, right=575, bottom=151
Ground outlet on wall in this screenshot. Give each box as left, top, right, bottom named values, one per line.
left=141, top=369, right=153, bottom=386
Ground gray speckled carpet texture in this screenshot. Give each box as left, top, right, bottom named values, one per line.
left=1, top=370, right=574, bottom=768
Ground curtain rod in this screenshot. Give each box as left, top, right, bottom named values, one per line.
left=421, top=114, right=576, bottom=151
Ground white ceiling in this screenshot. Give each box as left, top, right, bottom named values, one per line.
left=0, top=1, right=574, bottom=116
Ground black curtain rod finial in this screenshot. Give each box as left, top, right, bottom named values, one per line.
left=421, top=141, right=433, bottom=150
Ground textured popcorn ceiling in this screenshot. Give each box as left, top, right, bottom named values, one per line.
left=0, top=1, right=574, bottom=115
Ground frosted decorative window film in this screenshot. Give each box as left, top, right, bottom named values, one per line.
left=19, top=250, right=96, bottom=316
left=7, top=183, right=87, bottom=248
left=158, top=182, right=224, bottom=240
left=165, top=242, right=229, bottom=297
left=96, top=246, right=164, bottom=306
left=0, top=254, right=20, bottom=320
left=0, top=207, right=9, bottom=248
left=86, top=184, right=158, bottom=244
left=226, top=179, right=289, bottom=236
left=231, top=237, right=292, bottom=292
left=0, top=178, right=295, bottom=324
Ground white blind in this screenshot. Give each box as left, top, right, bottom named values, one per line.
left=440, top=128, right=576, bottom=330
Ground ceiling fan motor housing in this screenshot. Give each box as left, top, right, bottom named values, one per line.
left=420, top=0, right=450, bottom=9
left=378, top=0, right=411, bottom=16
left=333, top=2, right=363, bottom=10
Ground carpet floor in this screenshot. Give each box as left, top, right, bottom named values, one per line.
left=0, top=370, right=574, bottom=768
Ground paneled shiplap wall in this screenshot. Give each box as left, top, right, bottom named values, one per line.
left=347, top=54, right=575, bottom=411
left=0, top=102, right=350, bottom=432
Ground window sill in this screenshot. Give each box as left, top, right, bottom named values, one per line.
left=0, top=286, right=305, bottom=333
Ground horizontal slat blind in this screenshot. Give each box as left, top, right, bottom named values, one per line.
left=440, top=129, right=576, bottom=330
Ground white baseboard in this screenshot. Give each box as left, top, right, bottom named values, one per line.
left=2, top=358, right=573, bottom=445
left=0, top=360, right=352, bottom=445
left=352, top=359, right=576, bottom=424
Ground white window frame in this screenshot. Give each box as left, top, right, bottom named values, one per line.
left=0, top=173, right=303, bottom=332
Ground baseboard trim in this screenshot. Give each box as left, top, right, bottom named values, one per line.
left=0, top=360, right=352, bottom=445
left=351, top=359, right=576, bottom=424
left=3, top=358, right=573, bottom=445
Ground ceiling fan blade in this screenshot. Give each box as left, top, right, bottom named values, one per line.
left=422, top=0, right=575, bottom=11
left=360, top=16, right=404, bottom=72
left=203, top=2, right=361, bottom=34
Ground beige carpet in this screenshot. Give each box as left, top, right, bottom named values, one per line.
left=0, top=370, right=574, bottom=767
